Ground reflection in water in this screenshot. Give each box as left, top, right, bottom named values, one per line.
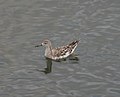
left=38, top=55, right=79, bottom=74
left=41, top=58, right=53, bottom=74
left=69, top=54, right=79, bottom=61
left=35, top=58, right=52, bottom=74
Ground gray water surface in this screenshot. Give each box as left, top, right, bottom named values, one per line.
left=0, top=0, right=120, bottom=97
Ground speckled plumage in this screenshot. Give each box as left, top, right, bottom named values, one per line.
left=39, top=40, right=79, bottom=60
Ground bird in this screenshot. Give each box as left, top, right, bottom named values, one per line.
left=35, top=39, right=79, bottom=60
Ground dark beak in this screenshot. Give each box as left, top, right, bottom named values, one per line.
left=35, top=44, right=42, bottom=47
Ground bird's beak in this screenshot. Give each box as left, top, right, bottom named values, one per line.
left=35, top=44, right=42, bottom=47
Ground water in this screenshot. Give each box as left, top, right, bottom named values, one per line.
left=0, top=0, right=120, bottom=97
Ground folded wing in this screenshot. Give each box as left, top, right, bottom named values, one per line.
left=52, top=40, right=79, bottom=60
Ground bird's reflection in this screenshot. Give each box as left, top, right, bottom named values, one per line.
left=36, top=55, right=79, bottom=74
left=40, top=58, right=53, bottom=74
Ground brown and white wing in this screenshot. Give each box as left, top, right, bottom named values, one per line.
left=52, top=40, right=79, bottom=60
left=67, top=40, right=79, bottom=54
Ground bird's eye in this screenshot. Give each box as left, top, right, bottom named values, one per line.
left=44, top=42, right=47, bottom=44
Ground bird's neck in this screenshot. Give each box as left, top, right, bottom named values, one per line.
left=45, top=45, right=52, bottom=58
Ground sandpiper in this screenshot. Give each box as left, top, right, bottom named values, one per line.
left=35, top=39, right=79, bottom=60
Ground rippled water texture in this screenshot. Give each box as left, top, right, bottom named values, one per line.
left=0, top=0, right=120, bottom=97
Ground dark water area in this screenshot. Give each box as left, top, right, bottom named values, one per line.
left=0, top=0, right=120, bottom=97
